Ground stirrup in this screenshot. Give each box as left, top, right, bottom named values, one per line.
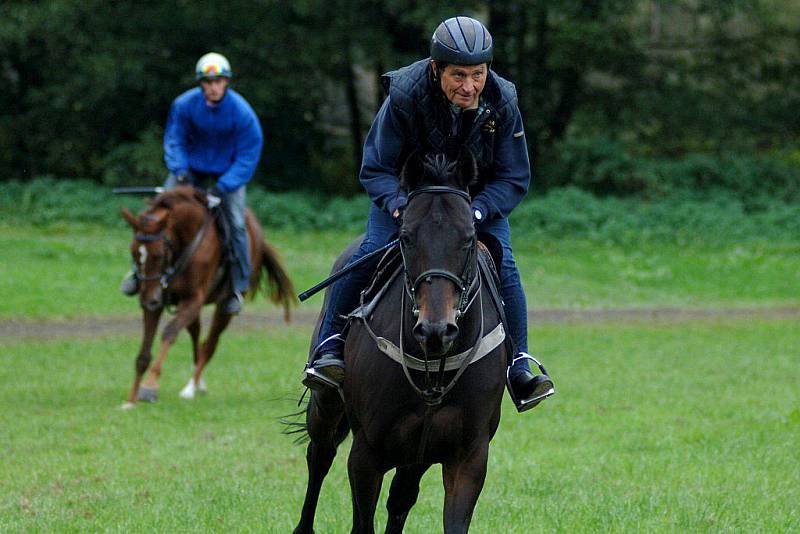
left=507, top=353, right=555, bottom=413
left=302, top=366, right=343, bottom=391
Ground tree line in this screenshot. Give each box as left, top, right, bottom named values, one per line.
left=2, top=0, right=798, bottom=197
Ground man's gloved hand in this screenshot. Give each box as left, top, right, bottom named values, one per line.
left=207, top=186, right=222, bottom=209
left=392, top=206, right=405, bottom=227
left=471, top=205, right=484, bottom=224
left=176, top=173, right=189, bottom=184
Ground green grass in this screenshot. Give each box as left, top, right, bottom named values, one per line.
left=1, top=319, right=798, bottom=532
left=2, top=223, right=798, bottom=320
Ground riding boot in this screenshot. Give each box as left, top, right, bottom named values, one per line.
left=224, top=289, right=244, bottom=315
left=120, top=271, right=139, bottom=296
left=506, top=352, right=555, bottom=413
left=302, top=334, right=346, bottom=391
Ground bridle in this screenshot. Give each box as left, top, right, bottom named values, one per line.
left=397, top=185, right=483, bottom=406
left=400, top=186, right=480, bottom=321
left=133, top=210, right=212, bottom=289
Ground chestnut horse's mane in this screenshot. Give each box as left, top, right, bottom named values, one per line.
left=149, top=186, right=206, bottom=212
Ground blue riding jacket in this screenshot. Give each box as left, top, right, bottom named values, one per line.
left=163, top=87, right=263, bottom=193
left=360, top=59, right=531, bottom=220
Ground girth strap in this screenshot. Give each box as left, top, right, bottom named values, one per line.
left=372, top=322, right=505, bottom=371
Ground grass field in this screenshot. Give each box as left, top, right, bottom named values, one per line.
left=2, top=223, right=799, bottom=320
left=1, top=320, right=798, bottom=532
left=1, top=223, right=798, bottom=532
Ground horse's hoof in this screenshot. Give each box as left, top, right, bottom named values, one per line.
left=137, top=386, right=158, bottom=403
left=179, top=382, right=196, bottom=400
left=120, top=401, right=136, bottom=411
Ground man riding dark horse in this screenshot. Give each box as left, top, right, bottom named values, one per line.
left=121, top=52, right=263, bottom=315
left=303, top=16, right=555, bottom=412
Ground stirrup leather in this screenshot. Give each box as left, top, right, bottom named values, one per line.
left=506, top=353, right=555, bottom=413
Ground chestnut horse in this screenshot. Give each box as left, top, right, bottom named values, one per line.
left=293, top=151, right=509, bottom=533
left=120, top=186, right=295, bottom=409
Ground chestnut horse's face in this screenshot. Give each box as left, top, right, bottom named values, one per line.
left=400, top=151, right=478, bottom=357
left=122, top=207, right=170, bottom=311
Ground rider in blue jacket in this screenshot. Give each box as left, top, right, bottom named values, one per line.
left=121, top=52, right=263, bottom=315
left=304, top=17, right=555, bottom=412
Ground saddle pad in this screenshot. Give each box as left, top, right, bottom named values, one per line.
left=373, top=322, right=505, bottom=372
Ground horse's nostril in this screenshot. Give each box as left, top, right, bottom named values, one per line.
left=413, top=322, right=426, bottom=343
left=413, top=320, right=458, bottom=353
left=443, top=322, right=459, bottom=343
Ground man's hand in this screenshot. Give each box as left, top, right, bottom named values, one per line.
left=392, top=207, right=404, bottom=226
left=207, top=186, right=222, bottom=209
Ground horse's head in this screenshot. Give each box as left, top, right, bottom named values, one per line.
left=120, top=187, right=206, bottom=311
left=399, top=149, right=479, bottom=357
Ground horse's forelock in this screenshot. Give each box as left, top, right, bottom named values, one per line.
left=422, top=154, right=458, bottom=186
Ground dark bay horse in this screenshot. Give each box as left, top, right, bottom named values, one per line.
left=294, top=151, right=508, bottom=533
left=120, top=186, right=295, bottom=409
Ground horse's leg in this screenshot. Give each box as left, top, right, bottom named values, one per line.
left=123, top=307, right=162, bottom=408
left=179, top=317, right=203, bottom=399
left=385, top=463, right=431, bottom=534
left=441, top=443, right=490, bottom=534
left=348, top=432, right=385, bottom=534
left=294, top=389, right=348, bottom=534
left=189, top=304, right=233, bottom=396
left=140, top=296, right=204, bottom=401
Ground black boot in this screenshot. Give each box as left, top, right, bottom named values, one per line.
left=303, top=335, right=345, bottom=391
left=224, top=290, right=244, bottom=315
left=507, top=352, right=555, bottom=412
left=120, top=271, right=139, bottom=296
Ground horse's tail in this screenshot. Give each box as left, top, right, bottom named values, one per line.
left=279, top=404, right=311, bottom=445
left=255, top=238, right=297, bottom=322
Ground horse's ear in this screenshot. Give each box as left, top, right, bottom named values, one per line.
left=400, top=150, right=425, bottom=191
left=457, top=147, right=479, bottom=189
left=121, top=207, right=139, bottom=230
left=141, top=208, right=169, bottom=233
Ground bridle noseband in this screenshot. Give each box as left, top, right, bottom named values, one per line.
left=400, top=186, right=479, bottom=321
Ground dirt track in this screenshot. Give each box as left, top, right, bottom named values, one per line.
left=1, top=306, right=798, bottom=341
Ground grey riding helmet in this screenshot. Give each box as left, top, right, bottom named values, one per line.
left=430, top=16, right=493, bottom=66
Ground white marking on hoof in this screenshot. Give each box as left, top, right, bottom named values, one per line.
left=197, top=376, right=207, bottom=394
left=179, top=379, right=196, bottom=399
left=120, top=401, right=136, bottom=411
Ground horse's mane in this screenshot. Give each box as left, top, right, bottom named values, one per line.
left=149, top=186, right=207, bottom=212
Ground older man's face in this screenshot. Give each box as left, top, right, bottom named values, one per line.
left=434, top=62, right=487, bottom=110
left=200, top=77, right=229, bottom=105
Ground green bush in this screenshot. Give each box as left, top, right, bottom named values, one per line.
left=1, top=178, right=798, bottom=246
left=539, top=137, right=800, bottom=203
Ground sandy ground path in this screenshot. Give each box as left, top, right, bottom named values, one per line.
left=2, top=306, right=798, bottom=341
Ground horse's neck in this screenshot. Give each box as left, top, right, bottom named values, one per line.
left=169, top=204, right=209, bottom=248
